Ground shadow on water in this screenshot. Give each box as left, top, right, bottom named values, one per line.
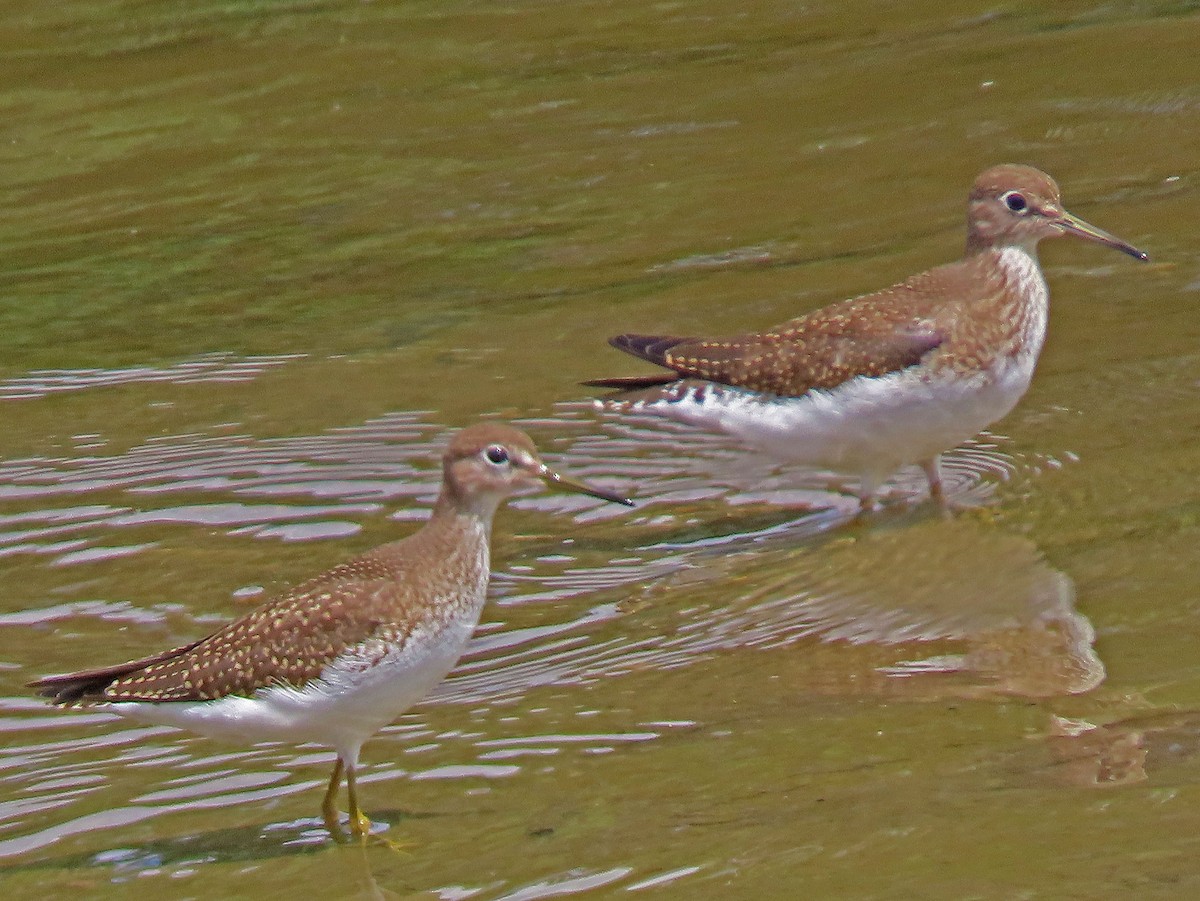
left=0, top=386, right=1104, bottom=878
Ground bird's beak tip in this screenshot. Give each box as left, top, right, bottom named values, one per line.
left=1056, top=212, right=1147, bottom=262
left=538, top=464, right=634, bottom=508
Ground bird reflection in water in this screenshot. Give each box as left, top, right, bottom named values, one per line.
left=641, top=515, right=1105, bottom=701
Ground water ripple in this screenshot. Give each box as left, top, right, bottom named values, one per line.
left=0, top=353, right=304, bottom=400
left=0, top=399, right=1083, bottom=862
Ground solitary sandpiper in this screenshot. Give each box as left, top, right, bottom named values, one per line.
left=30, top=423, right=633, bottom=839
left=587, top=165, right=1148, bottom=509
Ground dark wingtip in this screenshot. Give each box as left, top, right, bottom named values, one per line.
left=27, top=674, right=97, bottom=705
left=609, top=333, right=690, bottom=365
left=583, top=333, right=692, bottom=393
left=27, top=639, right=203, bottom=706
left=581, top=373, right=679, bottom=390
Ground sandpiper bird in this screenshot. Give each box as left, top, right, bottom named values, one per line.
left=30, top=423, right=632, bottom=839
left=586, top=164, right=1148, bottom=510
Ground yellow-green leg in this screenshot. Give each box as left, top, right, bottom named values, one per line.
left=322, top=757, right=346, bottom=837
left=323, top=755, right=410, bottom=852
left=345, top=762, right=374, bottom=838
left=321, top=755, right=376, bottom=842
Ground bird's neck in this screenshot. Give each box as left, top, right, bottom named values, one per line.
left=989, top=244, right=1048, bottom=303
left=960, top=244, right=1050, bottom=363
left=416, top=494, right=495, bottom=606
left=432, top=483, right=505, bottom=527
left=965, top=231, right=1042, bottom=261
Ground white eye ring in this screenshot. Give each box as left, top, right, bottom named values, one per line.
left=1001, top=191, right=1029, bottom=214
left=483, top=445, right=509, bottom=466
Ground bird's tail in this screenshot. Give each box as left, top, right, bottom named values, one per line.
left=29, top=641, right=201, bottom=704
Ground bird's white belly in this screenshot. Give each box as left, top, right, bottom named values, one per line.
left=111, top=605, right=484, bottom=762
left=635, top=354, right=1037, bottom=479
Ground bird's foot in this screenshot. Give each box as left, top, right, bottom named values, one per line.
left=365, top=831, right=413, bottom=854
left=348, top=809, right=374, bottom=839
left=324, top=810, right=412, bottom=853
left=324, top=810, right=348, bottom=842
left=356, top=820, right=413, bottom=854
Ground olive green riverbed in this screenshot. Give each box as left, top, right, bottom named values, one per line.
left=1, top=1, right=1199, bottom=898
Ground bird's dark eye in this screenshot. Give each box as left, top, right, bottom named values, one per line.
left=1002, top=191, right=1028, bottom=213
left=484, top=445, right=509, bottom=465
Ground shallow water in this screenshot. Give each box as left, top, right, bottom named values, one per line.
left=1, top=1, right=1198, bottom=898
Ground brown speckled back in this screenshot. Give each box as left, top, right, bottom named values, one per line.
left=35, top=511, right=490, bottom=704
left=609, top=250, right=1034, bottom=397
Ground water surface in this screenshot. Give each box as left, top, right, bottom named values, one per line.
left=1, top=1, right=1198, bottom=898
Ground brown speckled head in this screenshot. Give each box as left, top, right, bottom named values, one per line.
left=966, top=164, right=1147, bottom=260
left=439, top=423, right=544, bottom=517
left=439, top=423, right=632, bottom=516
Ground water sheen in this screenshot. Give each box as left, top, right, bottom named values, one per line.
left=1, top=1, right=1197, bottom=898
